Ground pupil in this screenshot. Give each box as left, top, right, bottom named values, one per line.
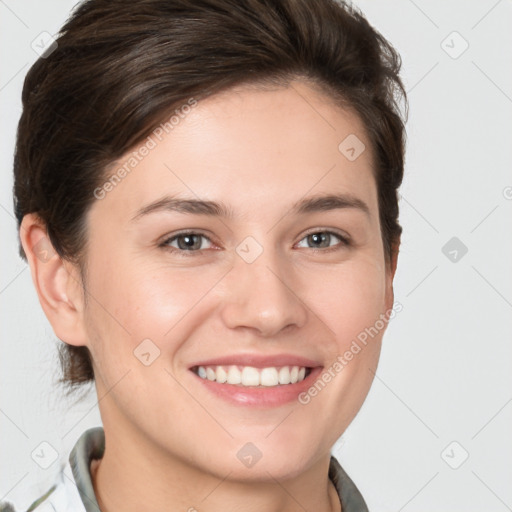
left=310, top=232, right=328, bottom=248
left=179, top=235, right=199, bottom=250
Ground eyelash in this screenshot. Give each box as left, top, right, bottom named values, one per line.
left=159, top=229, right=350, bottom=257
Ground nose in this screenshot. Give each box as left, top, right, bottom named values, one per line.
left=219, top=244, right=308, bottom=338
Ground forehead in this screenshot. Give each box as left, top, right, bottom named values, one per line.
left=90, top=81, right=377, bottom=225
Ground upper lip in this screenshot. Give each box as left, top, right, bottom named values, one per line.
left=189, top=353, right=323, bottom=370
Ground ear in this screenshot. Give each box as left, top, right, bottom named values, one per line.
left=384, top=237, right=400, bottom=311
left=19, top=214, right=88, bottom=347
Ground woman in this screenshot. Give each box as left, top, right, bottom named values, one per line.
left=4, top=0, right=407, bottom=510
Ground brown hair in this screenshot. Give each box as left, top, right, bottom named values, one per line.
left=13, top=0, right=407, bottom=395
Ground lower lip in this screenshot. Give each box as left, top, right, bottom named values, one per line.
left=190, top=366, right=324, bottom=407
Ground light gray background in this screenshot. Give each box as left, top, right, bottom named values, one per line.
left=1, top=1, right=511, bottom=510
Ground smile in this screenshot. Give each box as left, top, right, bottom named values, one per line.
left=192, top=364, right=312, bottom=387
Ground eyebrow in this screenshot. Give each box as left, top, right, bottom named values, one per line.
left=131, top=192, right=371, bottom=222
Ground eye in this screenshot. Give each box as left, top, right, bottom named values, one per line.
left=160, top=231, right=214, bottom=254
left=295, top=230, right=350, bottom=251
left=160, top=229, right=350, bottom=256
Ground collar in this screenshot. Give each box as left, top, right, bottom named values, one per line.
left=67, top=427, right=368, bottom=512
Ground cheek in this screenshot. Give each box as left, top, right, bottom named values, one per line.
left=86, top=248, right=387, bottom=345
left=83, top=240, right=388, bottom=382
left=83, top=257, right=217, bottom=363
left=309, top=257, right=387, bottom=346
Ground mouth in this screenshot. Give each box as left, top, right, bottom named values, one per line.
left=190, top=364, right=313, bottom=388
left=187, top=353, right=324, bottom=406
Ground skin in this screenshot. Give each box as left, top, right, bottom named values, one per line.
left=21, top=80, right=399, bottom=512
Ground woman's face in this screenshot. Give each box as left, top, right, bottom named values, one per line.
left=80, top=80, right=396, bottom=479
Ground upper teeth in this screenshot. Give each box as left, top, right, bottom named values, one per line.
left=196, top=365, right=308, bottom=387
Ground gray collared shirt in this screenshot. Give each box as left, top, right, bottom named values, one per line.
left=1, top=427, right=369, bottom=511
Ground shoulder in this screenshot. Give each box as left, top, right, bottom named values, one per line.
left=0, top=484, right=56, bottom=512
left=0, top=460, right=87, bottom=512
left=0, top=427, right=103, bottom=512
left=25, top=484, right=57, bottom=512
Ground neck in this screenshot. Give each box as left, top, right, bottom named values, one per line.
left=90, top=424, right=341, bottom=512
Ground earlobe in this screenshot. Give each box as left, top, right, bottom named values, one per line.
left=19, top=214, right=88, bottom=348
